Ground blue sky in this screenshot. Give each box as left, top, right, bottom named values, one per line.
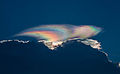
left=0, top=0, right=120, bottom=62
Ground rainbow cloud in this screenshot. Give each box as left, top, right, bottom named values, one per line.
left=16, top=24, right=102, bottom=42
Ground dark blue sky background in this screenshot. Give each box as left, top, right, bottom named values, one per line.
left=0, top=0, right=120, bottom=62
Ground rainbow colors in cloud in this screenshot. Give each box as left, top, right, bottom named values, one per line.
left=16, top=24, right=101, bottom=42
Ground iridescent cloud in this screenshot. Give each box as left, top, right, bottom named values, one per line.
left=16, top=24, right=101, bottom=42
